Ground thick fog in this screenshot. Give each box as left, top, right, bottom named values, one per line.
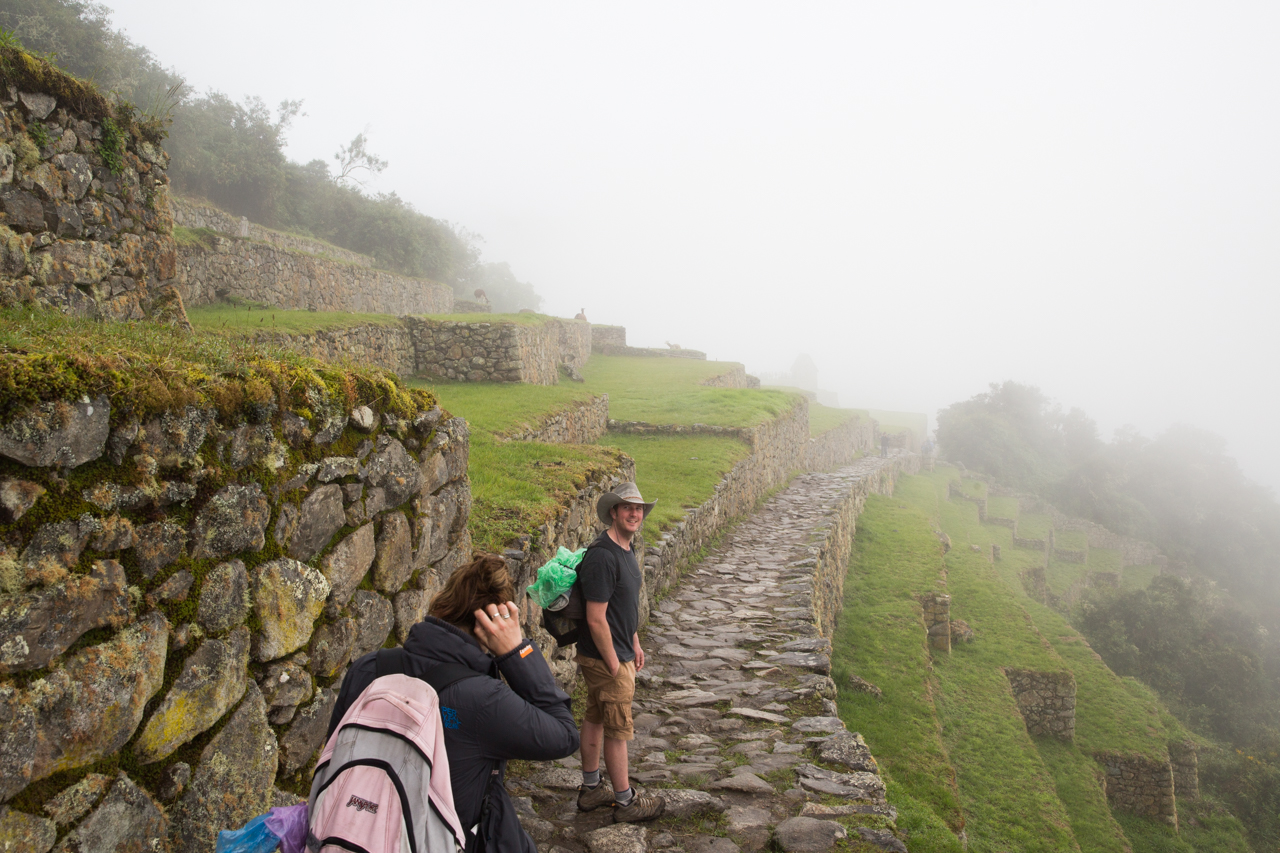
left=109, top=2, right=1280, bottom=489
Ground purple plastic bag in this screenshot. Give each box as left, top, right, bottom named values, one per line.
left=265, top=803, right=309, bottom=853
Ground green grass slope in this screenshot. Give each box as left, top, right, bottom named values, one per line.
left=836, top=468, right=1253, bottom=852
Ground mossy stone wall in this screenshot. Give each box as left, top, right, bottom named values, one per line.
left=0, top=374, right=472, bottom=853
left=0, top=58, right=183, bottom=325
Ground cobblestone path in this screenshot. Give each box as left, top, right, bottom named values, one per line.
left=508, top=456, right=913, bottom=853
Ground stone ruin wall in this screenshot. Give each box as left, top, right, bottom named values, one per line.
left=701, top=364, right=761, bottom=389
left=557, top=318, right=592, bottom=370
left=1004, top=669, right=1077, bottom=741
left=1097, top=752, right=1178, bottom=826
left=596, top=343, right=707, bottom=360
left=589, top=323, right=626, bottom=350
left=804, top=415, right=876, bottom=472
left=1169, top=740, right=1199, bottom=800
left=920, top=592, right=952, bottom=653
left=0, top=77, right=184, bottom=323
left=174, top=236, right=453, bottom=316
left=0, top=382, right=474, bottom=852
left=988, top=484, right=1165, bottom=568
left=807, top=455, right=920, bottom=639
left=498, top=394, right=609, bottom=444
left=405, top=317, right=589, bottom=385
left=250, top=324, right=417, bottom=378
left=170, top=197, right=373, bottom=268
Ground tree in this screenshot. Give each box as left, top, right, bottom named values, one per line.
left=333, top=131, right=387, bottom=188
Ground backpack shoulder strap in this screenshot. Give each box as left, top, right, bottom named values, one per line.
left=376, top=648, right=486, bottom=695
left=424, top=663, right=484, bottom=694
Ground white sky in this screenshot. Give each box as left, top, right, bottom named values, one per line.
left=107, top=1, right=1280, bottom=490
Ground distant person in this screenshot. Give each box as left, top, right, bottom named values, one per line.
left=576, top=483, right=666, bottom=822
left=327, top=555, right=579, bottom=853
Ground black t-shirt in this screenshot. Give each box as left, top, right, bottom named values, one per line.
left=575, top=530, right=642, bottom=662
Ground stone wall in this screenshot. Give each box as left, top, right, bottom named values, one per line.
left=804, top=415, right=876, bottom=472
left=1005, top=669, right=1076, bottom=741
left=0, top=66, right=184, bottom=324
left=175, top=237, right=453, bottom=316
left=498, top=395, right=609, bottom=444
left=596, top=343, right=707, bottom=360
left=989, top=485, right=1165, bottom=568
left=1169, top=741, right=1199, bottom=800
left=805, top=454, right=921, bottom=640
left=558, top=319, right=592, bottom=370
left=0, top=379, right=473, bottom=852
left=920, top=592, right=952, bottom=653
left=171, top=197, right=372, bottom=268
left=250, top=324, right=416, bottom=377
left=590, top=324, right=626, bottom=350
left=451, top=299, right=489, bottom=313
left=701, top=364, right=761, bottom=388
left=406, top=317, right=585, bottom=385
left=1097, top=752, right=1177, bottom=826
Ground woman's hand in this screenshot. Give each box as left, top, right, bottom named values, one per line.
left=473, top=600, right=523, bottom=657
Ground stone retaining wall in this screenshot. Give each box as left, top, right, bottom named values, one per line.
left=0, top=68, right=184, bottom=324
left=989, top=485, right=1165, bottom=568
left=175, top=238, right=453, bottom=316
left=803, top=415, right=876, bottom=472
left=802, top=454, right=921, bottom=640
left=406, top=317, right=585, bottom=385
left=1097, top=752, right=1178, bottom=826
left=590, top=324, right=626, bottom=350
left=701, top=364, right=761, bottom=388
left=171, top=197, right=373, bottom=268
left=1005, top=669, right=1076, bottom=741
left=596, top=343, right=707, bottom=360
left=0, top=383, right=472, bottom=852
left=250, top=324, right=416, bottom=377
left=558, top=319, right=592, bottom=370
left=1169, top=741, right=1199, bottom=800
left=499, top=395, right=609, bottom=444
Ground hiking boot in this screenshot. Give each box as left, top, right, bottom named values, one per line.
left=612, top=791, right=666, bottom=823
left=577, top=782, right=615, bottom=812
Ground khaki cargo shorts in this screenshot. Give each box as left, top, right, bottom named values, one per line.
left=577, top=655, right=636, bottom=741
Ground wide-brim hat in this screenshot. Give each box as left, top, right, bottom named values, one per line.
left=597, top=482, right=656, bottom=526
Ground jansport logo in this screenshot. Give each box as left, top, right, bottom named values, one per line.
left=347, top=795, right=379, bottom=814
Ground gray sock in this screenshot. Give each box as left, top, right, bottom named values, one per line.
left=614, top=787, right=634, bottom=806
left=582, top=769, right=601, bottom=788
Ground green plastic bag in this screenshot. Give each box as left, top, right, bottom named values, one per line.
left=526, top=547, right=586, bottom=609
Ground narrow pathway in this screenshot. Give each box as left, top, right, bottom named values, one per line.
left=509, top=456, right=912, bottom=853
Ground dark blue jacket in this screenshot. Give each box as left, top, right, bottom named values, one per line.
left=328, top=617, right=579, bottom=853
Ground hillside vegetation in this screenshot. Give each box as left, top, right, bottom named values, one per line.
left=937, top=381, right=1280, bottom=847
left=835, top=469, right=1253, bottom=852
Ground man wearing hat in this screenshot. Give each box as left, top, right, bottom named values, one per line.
left=575, top=482, right=666, bottom=822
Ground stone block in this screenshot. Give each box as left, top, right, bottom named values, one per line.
left=252, top=558, right=330, bottom=661
left=0, top=558, right=130, bottom=673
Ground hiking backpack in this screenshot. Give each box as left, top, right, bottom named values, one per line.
left=307, top=649, right=481, bottom=853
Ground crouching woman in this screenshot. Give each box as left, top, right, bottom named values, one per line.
left=328, top=554, right=579, bottom=853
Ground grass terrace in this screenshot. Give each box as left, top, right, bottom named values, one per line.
left=417, top=353, right=787, bottom=551
left=585, top=356, right=797, bottom=427
left=422, top=311, right=558, bottom=326
left=187, top=302, right=403, bottom=334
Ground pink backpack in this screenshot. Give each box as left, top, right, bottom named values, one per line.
left=307, top=651, right=480, bottom=853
